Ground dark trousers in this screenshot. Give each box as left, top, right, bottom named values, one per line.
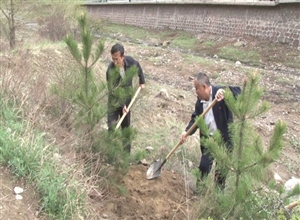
left=107, top=108, right=131, bottom=153
left=199, top=146, right=226, bottom=188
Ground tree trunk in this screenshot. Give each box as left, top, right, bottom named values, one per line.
left=9, top=0, right=16, bottom=49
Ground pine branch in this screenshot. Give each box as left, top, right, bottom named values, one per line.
left=64, top=35, right=82, bottom=65
left=90, top=40, right=104, bottom=68
left=240, top=161, right=258, bottom=172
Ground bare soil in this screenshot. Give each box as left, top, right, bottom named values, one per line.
left=0, top=24, right=300, bottom=220
left=90, top=165, right=194, bottom=219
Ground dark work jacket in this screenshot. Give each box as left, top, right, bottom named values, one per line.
left=106, top=56, right=145, bottom=111
left=185, top=85, right=241, bottom=149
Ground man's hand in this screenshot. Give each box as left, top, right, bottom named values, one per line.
left=122, top=105, right=129, bottom=114
left=180, top=131, right=187, bottom=145
left=140, top=84, right=145, bottom=89
left=216, top=89, right=225, bottom=101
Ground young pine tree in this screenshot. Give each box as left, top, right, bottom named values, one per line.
left=64, top=12, right=105, bottom=131
left=62, top=13, right=137, bottom=172
left=193, top=72, right=287, bottom=219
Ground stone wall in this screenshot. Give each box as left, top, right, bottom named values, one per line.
left=86, top=3, right=300, bottom=47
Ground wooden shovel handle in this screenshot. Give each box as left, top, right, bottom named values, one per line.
left=165, top=98, right=217, bottom=160
left=116, top=87, right=142, bottom=129
left=285, top=200, right=300, bottom=210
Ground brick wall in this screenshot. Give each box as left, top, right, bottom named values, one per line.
left=86, top=3, right=300, bottom=47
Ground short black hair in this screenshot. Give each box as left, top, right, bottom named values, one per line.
left=196, top=72, right=211, bottom=86
left=111, top=43, right=125, bottom=56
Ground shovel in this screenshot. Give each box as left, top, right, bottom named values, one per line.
left=116, top=86, right=142, bottom=129
left=146, top=98, right=218, bottom=180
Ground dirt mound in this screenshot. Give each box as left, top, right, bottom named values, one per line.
left=93, top=165, right=195, bottom=220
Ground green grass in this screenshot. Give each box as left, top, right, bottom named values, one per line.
left=202, top=41, right=215, bottom=47
left=183, top=54, right=214, bottom=65
left=95, top=21, right=269, bottom=69
left=172, top=34, right=197, bottom=49
left=289, top=133, right=300, bottom=149
left=99, top=22, right=151, bottom=40
left=96, top=21, right=198, bottom=49
left=0, top=95, right=86, bottom=219
left=218, top=46, right=260, bottom=66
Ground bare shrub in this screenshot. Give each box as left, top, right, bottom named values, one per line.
left=37, top=3, right=85, bottom=42
left=38, top=11, right=68, bottom=41
left=0, top=50, right=32, bottom=104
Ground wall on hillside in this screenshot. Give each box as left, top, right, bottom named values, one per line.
left=86, top=3, right=300, bottom=47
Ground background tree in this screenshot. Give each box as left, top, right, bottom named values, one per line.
left=0, top=0, right=18, bottom=49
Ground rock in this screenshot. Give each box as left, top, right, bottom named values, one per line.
left=178, top=94, right=186, bottom=99
left=101, top=124, right=108, bottom=130
left=234, top=41, right=246, bottom=47
left=235, top=61, right=242, bottom=66
left=15, top=194, right=23, bottom=200
left=164, top=210, right=170, bottom=219
left=13, top=187, right=23, bottom=194
left=139, top=159, right=150, bottom=166
left=53, top=153, right=62, bottom=160
left=162, top=41, right=170, bottom=47
left=284, top=177, right=300, bottom=192
left=148, top=38, right=160, bottom=47
left=273, top=172, right=283, bottom=184
left=156, top=88, right=169, bottom=99
left=154, top=213, right=162, bottom=219
left=145, top=146, right=154, bottom=152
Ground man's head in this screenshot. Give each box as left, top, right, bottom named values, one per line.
left=194, top=72, right=211, bottom=101
left=111, top=43, right=125, bottom=67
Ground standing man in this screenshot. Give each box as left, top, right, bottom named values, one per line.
left=180, top=72, right=241, bottom=188
left=106, top=43, right=145, bottom=153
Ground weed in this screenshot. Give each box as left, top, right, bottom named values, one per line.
left=131, top=148, right=149, bottom=163
left=202, top=41, right=215, bottom=47
left=218, top=46, right=260, bottom=66
left=183, top=54, right=213, bottom=65
left=172, top=34, right=197, bottom=49
left=289, top=133, right=300, bottom=149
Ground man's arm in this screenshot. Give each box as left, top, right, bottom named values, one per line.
left=228, top=86, right=241, bottom=98
left=180, top=99, right=202, bottom=144
left=106, top=63, right=115, bottom=92
left=135, top=61, right=145, bottom=86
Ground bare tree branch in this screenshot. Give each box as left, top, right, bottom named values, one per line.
left=0, top=6, right=10, bottom=20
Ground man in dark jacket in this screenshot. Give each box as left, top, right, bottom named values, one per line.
left=180, top=72, right=241, bottom=188
left=106, top=43, right=145, bottom=153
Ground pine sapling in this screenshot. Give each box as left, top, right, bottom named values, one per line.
left=193, top=71, right=287, bottom=219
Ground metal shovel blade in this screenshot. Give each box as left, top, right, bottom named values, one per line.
left=146, top=159, right=165, bottom=180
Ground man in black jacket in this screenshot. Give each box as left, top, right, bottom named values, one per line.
left=106, top=43, right=145, bottom=153
left=180, top=72, right=241, bottom=188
